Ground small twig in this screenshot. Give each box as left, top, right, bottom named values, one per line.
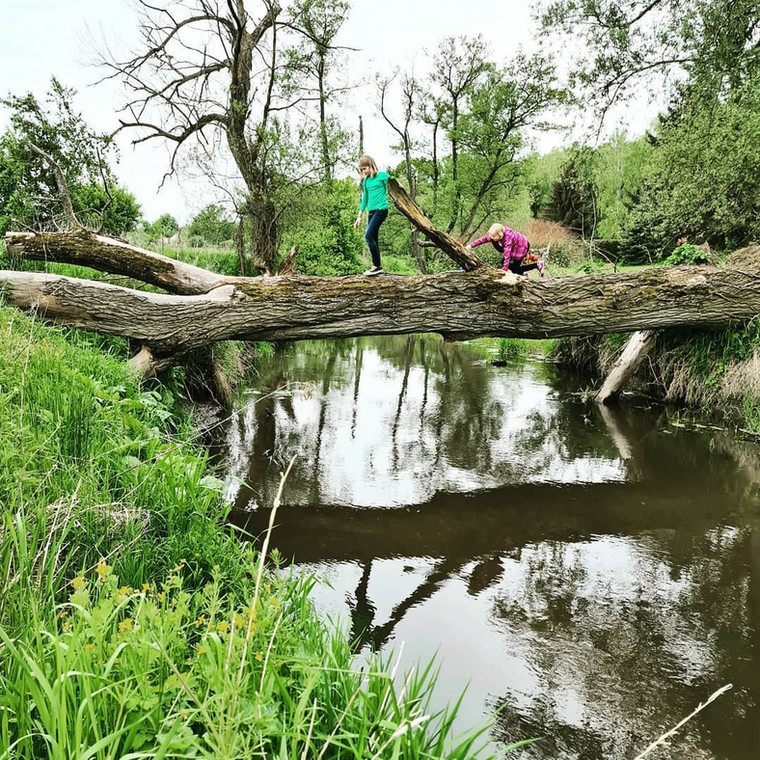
left=632, top=683, right=733, bottom=759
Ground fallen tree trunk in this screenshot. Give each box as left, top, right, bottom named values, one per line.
left=3, top=266, right=760, bottom=376
left=5, top=228, right=234, bottom=295
left=387, top=179, right=485, bottom=271
left=6, top=183, right=483, bottom=290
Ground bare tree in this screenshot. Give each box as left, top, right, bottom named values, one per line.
left=379, top=70, right=427, bottom=273
left=419, top=96, right=445, bottom=215
left=98, top=0, right=291, bottom=274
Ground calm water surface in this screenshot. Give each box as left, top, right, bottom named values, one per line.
left=217, top=336, right=760, bottom=760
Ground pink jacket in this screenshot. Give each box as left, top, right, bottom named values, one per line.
left=470, top=227, right=529, bottom=270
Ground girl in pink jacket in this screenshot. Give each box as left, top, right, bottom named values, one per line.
left=469, top=223, right=545, bottom=277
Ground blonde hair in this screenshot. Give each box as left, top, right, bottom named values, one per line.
left=358, top=154, right=379, bottom=178
left=488, top=223, right=505, bottom=239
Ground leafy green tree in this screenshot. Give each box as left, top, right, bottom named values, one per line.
left=430, top=36, right=492, bottom=232
left=544, top=147, right=599, bottom=238
left=522, top=149, right=568, bottom=219
left=285, top=0, right=354, bottom=188
left=188, top=205, right=236, bottom=246
left=0, top=78, right=140, bottom=236
left=591, top=133, right=652, bottom=239
left=70, top=184, right=143, bottom=238
left=539, top=0, right=760, bottom=112
left=621, top=75, right=760, bottom=260
left=454, top=56, right=570, bottom=236
left=153, top=214, right=179, bottom=240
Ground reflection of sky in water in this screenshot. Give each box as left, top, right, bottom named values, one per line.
left=299, top=527, right=744, bottom=760
left=220, top=337, right=759, bottom=760
left=224, top=346, right=626, bottom=508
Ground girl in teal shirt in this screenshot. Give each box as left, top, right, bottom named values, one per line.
left=353, top=154, right=389, bottom=276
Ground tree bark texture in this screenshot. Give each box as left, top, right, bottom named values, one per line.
left=4, top=266, right=760, bottom=376
left=5, top=229, right=233, bottom=296
left=387, top=179, right=484, bottom=271
left=595, top=330, right=656, bottom=405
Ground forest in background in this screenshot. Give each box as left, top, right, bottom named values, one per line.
left=1, top=0, right=759, bottom=278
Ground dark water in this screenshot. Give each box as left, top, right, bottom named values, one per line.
left=219, top=335, right=760, bottom=760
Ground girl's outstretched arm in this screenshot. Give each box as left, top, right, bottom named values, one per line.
left=469, top=235, right=490, bottom=248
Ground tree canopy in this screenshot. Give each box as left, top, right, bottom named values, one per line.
left=0, top=78, right=140, bottom=237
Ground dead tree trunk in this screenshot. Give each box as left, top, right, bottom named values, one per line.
left=3, top=266, right=760, bottom=377
left=595, top=330, right=657, bottom=405
left=5, top=229, right=233, bottom=295
left=5, top=183, right=760, bottom=382
left=387, top=179, right=484, bottom=271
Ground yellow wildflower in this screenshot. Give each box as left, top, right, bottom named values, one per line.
left=217, top=620, right=229, bottom=634
left=157, top=591, right=166, bottom=603
left=269, top=597, right=280, bottom=609
left=197, top=646, right=207, bottom=656
left=255, top=651, right=264, bottom=661
left=84, top=643, right=94, bottom=652
left=194, top=615, right=207, bottom=628
left=95, top=561, right=111, bottom=581
left=142, top=583, right=151, bottom=593
left=71, top=576, right=86, bottom=591
left=118, top=618, right=134, bottom=634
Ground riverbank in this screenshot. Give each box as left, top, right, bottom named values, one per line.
left=0, top=306, right=497, bottom=759
left=551, top=319, right=760, bottom=431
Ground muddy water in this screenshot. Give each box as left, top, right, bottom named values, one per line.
left=219, top=336, right=760, bottom=760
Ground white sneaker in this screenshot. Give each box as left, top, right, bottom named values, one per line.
left=363, top=266, right=383, bottom=276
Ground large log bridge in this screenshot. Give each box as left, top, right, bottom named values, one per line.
left=3, top=179, right=760, bottom=386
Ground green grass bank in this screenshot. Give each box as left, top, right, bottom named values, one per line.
left=0, top=306, right=502, bottom=759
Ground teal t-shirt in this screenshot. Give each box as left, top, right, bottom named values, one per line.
left=359, top=171, right=389, bottom=212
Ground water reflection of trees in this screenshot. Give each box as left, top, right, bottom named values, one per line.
left=228, top=338, right=591, bottom=507
left=487, top=526, right=758, bottom=760
left=220, top=336, right=760, bottom=760
left=224, top=336, right=760, bottom=510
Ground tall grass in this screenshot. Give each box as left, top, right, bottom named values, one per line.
left=0, top=306, right=506, bottom=759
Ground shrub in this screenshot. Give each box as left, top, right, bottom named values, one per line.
left=287, top=181, right=363, bottom=276
left=663, top=241, right=712, bottom=266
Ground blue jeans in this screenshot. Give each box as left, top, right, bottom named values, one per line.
left=365, top=209, right=388, bottom=268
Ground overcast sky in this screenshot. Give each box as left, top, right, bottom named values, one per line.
left=1, top=0, right=655, bottom=223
